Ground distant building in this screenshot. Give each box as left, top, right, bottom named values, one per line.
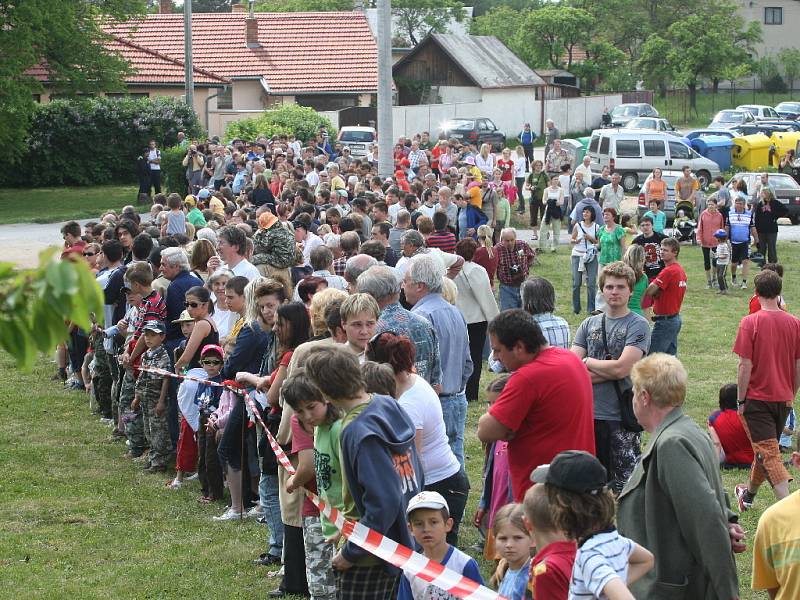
left=737, top=0, right=799, bottom=58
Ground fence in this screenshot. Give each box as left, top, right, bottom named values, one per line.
left=653, top=88, right=800, bottom=127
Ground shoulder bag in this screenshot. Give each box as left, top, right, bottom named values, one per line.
left=601, top=314, right=643, bottom=433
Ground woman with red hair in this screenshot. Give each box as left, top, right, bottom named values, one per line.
left=366, top=332, right=469, bottom=546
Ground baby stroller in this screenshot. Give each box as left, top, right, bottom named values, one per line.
left=671, top=199, right=697, bottom=245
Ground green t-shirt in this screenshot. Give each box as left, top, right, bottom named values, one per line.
left=598, top=225, right=625, bottom=264
left=314, top=419, right=344, bottom=540
left=496, top=197, right=511, bottom=229
left=629, top=275, right=648, bottom=315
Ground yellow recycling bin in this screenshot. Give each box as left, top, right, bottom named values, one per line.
left=770, top=131, right=800, bottom=163
left=731, top=134, right=773, bottom=170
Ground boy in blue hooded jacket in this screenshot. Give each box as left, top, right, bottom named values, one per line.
left=305, top=345, right=424, bottom=600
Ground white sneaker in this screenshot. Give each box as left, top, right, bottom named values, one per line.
left=212, top=508, right=246, bottom=521
left=185, top=472, right=199, bottom=481
left=247, top=504, right=266, bottom=518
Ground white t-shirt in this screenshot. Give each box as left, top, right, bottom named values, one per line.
left=305, top=170, right=320, bottom=187
left=419, top=203, right=436, bottom=219
left=571, top=222, right=600, bottom=257
left=211, top=308, right=236, bottom=341
left=575, top=163, right=593, bottom=183
left=301, top=231, right=323, bottom=266
left=388, top=202, right=400, bottom=225
left=228, top=258, right=260, bottom=282
left=569, top=530, right=634, bottom=600
left=513, top=155, right=527, bottom=178
left=148, top=149, right=161, bottom=171
left=398, top=375, right=461, bottom=484
left=559, top=173, right=572, bottom=193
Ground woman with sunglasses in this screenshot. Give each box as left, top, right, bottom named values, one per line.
left=82, top=242, right=102, bottom=273
left=173, top=286, right=219, bottom=374
left=365, top=332, right=469, bottom=546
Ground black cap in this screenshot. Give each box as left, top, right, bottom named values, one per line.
left=530, top=450, right=607, bottom=494
left=142, top=320, right=166, bottom=335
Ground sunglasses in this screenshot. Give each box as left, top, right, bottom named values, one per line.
left=184, top=301, right=205, bottom=308
left=83, top=252, right=97, bottom=257
left=201, top=359, right=222, bottom=366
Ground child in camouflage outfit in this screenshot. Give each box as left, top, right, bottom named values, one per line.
left=132, top=321, right=172, bottom=473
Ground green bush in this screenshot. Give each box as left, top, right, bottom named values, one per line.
left=764, top=74, right=788, bottom=94
left=0, top=96, right=202, bottom=187
left=161, top=146, right=189, bottom=194
left=224, top=104, right=336, bottom=144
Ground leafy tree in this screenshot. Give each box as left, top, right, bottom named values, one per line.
left=521, top=6, right=592, bottom=69
left=779, top=48, right=800, bottom=97
left=472, top=0, right=541, bottom=17
left=190, top=0, right=232, bottom=11
left=636, top=35, right=674, bottom=97
left=471, top=5, right=531, bottom=53
left=0, top=0, right=146, bottom=161
left=572, top=40, right=630, bottom=92
left=392, top=0, right=466, bottom=46
left=255, top=0, right=352, bottom=11
left=225, top=104, right=335, bottom=143
left=0, top=251, right=103, bottom=371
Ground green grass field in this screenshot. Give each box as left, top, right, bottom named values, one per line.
left=653, top=90, right=800, bottom=129
left=0, top=185, right=139, bottom=225
left=3, top=240, right=799, bottom=598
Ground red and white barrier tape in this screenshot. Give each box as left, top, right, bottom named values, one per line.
left=136, top=365, right=508, bottom=600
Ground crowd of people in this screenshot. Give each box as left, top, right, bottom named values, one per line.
left=51, top=125, right=800, bottom=600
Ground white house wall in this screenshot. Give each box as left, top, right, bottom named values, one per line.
left=438, top=86, right=482, bottom=103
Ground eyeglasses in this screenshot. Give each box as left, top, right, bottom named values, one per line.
left=367, top=330, right=400, bottom=354
left=184, top=301, right=204, bottom=308
left=83, top=252, right=97, bottom=257
left=200, top=359, right=222, bottom=366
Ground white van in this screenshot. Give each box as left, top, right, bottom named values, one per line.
left=587, top=130, right=721, bottom=192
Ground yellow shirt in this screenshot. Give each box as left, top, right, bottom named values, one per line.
left=209, top=196, right=225, bottom=217
left=330, top=175, right=346, bottom=191
left=753, top=490, right=800, bottom=598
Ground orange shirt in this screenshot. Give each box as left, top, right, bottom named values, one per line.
left=646, top=178, right=667, bottom=201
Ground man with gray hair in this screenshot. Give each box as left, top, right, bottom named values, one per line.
left=356, top=265, right=441, bottom=387
left=396, top=229, right=464, bottom=279
left=344, top=254, right=378, bottom=293
left=402, top=254, right=472, bottom=468
left=437, top=186, right=458, bottom=230
left=496, top=227, right=535, bottom=311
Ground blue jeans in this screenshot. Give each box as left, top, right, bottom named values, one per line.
left=259, top=472, right=284, bottom=558
left=649, top=315, right=682, bottom=356
left=571, top=255, right=598, bottom=314
left=439, top=392, right=467, bottom=468
left=499, top=283, right=522, bottom=312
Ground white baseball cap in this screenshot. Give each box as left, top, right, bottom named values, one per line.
left=406, top=491, right=449, bottom=516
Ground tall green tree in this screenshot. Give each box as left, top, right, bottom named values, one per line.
left=520, top=6, right=592, bottom=69
left=779, top=48, right=800, bottom=97
left=255, top=0, right=352, bottom=11
left=392, top=0, right=466, bottom=46
left=0, top=0, right=145, bottom=161
left=636, top=35, right=674, bottom=97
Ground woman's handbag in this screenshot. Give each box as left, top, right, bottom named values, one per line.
left=601, top=315, right=643, bottom=433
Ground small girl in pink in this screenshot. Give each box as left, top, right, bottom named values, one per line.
left=474, top=375, right=513, bottom=559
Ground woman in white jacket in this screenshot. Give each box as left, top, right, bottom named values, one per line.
left=454, top=238, right=500, bottom=402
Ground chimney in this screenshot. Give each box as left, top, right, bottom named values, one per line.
left=231, top=3, right=246, bottom=12
left=245, top=16, right=260, bottom=48
left=159, top=0, right=171, bottom=14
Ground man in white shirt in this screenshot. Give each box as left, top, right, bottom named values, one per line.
left=575, top=155, right=593, bottom=183
left=294, top=216, right=323, bottom=266
left=213, top=225, right=260, bottom=281
left=147, top=139, right=162, bottom=195
left=600, top=172, right=625, bottom=212
left=304, top=159, right=320, bottom=187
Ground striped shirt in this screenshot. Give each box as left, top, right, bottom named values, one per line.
left=426, top=230, right=457, bottom=254
left=132, top=290, right=167, bottom=342
left=569, top=529, right=634, bottom=599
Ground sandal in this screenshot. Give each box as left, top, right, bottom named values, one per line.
left=166, top=478, right=182, bottom=490
left=197, top=495, right=214, bottom=504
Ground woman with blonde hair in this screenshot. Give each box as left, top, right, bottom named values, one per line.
left=473, top=223, right=499, bottom=286
left=189, top=238, right=218, bottom=282
left=475, top=143, right=496, bottom=178
left=623, top=244, right=648, bottom=317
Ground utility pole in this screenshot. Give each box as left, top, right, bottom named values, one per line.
left=184, top=0, right=194, bottom=111
left=377, top=0, right=393, bottom=179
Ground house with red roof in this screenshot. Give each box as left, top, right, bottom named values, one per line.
left=30, top=5, right=379, bottom=137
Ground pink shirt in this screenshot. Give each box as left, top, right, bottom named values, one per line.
left=488, top=441, right=510, bottom=528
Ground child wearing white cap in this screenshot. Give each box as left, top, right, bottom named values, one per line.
left=398, top=491, right=484, bottom=600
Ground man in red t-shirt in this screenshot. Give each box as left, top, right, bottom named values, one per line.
left=645, top=237, right=686, bottom=356
left=748, top=263, right=787, bottom=314
left=477, top=310, right=595, bottom=501
left=733, top=270, right=800, bottom=512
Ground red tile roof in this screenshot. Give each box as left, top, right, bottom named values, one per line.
left=26, top=35, right=229, bottom=87
left=105, top=12, right=378, bottom=94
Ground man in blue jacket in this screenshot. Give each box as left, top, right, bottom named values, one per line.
left=305, top=345, right=424, bottom=600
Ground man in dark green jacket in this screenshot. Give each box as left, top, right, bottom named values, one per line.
left=618, top=353, right=743, bottom=600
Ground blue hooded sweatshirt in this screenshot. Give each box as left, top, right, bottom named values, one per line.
left=339, top=394, right=424, bottom=572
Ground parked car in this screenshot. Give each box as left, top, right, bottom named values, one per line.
left=735, top=123, right=795, bottom=137
left=708, top=109, right=755, bottom=130
left=438, top=118, right=506, bottom=150
left=775, top=101, right=800, bottom=120
left=624, top=117, right=682, bottom=136
left=587, top=129, right=720, bottom=192
left=726, top=172, right=800, bottom=224
left=736, top=104, right=781, bottom=120
left=606, top=103, right=659, bottom=128
left=757, top=119, right=800, bottom=132
left=637, top=170, right=682, bottom=222
left=337, top=126, right=376, bottom=158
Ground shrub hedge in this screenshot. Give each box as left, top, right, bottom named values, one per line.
left=224, top=104, right=336, bottom=144
left=0, top=96, right=202, bottom=187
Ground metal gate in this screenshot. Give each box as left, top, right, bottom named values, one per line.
left=337, top=107, right=377, bottom=127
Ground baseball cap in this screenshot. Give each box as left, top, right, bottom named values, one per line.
left=198, top=189, right=211, bottom=200
left=172, top=310, right=194, bottom=324
left=530, top=450, right=607, bottom=494
left=713, top=228, right=728, bottom=238
left=142, top=320, right=166, bottom=334
left=200, top=344, right=224, bottom=358
left=184, top=195, right=197, bottom=208
left=406, top=491, right=449, bottom=516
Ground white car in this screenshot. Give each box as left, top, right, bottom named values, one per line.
left=735, top=104, right=781, bottom=121
left=337, top=126, right=376, bottom=158
left=625, top=117, right=682, bottom=136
